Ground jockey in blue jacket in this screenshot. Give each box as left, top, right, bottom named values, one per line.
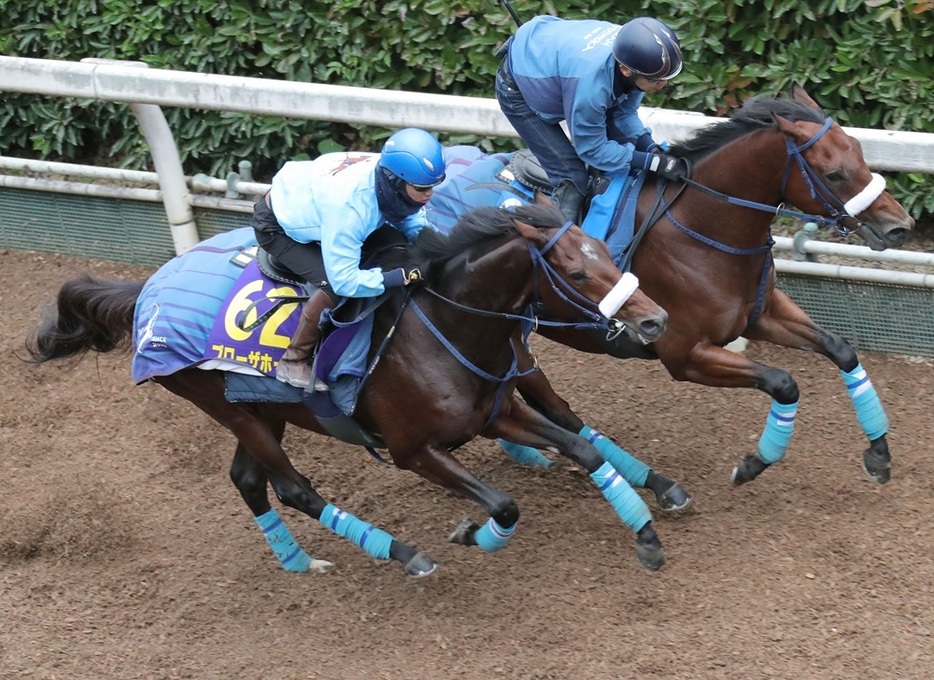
left=252, top=127, right=446, bottom=388
left=496, top=15, right=690, bottom=223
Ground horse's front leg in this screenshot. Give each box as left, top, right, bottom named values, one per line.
left=390, top=442, right=521, bottom=555
left=747, top=289, right=891, bottom=483
left=485, top=396, right=666, bottom=571
left=505, top=344, right=691, bottom=510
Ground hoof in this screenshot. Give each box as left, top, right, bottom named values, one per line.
left=634, top=524, right=666, bottom=571
left=635, top=538, right=666, bottom=571
left=731, top=453, right=769, bottom=487
left=403, top=551, right=438, bottom=578
left=449, top=518, right=479, bottom=546
left=308, top=558, right=334, bottom=574
left=657, top=483, right=692, bottom=512
left=862, top=447, right=891, bottom=484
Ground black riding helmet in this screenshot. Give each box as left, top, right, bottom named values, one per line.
left=612, top=17, right=683, bottom=81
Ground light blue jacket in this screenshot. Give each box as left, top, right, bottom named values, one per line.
left=268, top=153, right=429, bottom=298
left=508, top=16, right=650, bottom=173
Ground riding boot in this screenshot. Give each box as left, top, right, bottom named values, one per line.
left=275, top=289, right=332, bottom=389
left=552, top=179, right=587, bottom=224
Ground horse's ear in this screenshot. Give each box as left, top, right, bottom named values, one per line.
left=772, top=113, right=812, bottom=146
left=534, top=189, right=554, bottom=207
left=513, top=218, right=547, bottom=246
left=791, top=83, right=820, bottom=110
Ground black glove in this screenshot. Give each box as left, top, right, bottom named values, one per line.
left=383, top=267, right=422, bottom=289
left=633, top=131, right=661, bottom=153
left=648, top=153, right=691, bottom=182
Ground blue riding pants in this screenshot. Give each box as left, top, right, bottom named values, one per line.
left=495, top=61, right=589, bottom=194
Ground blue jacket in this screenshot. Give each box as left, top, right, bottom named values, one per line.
left=507, top=16, right=650, bottom=173
left=268, top=153, right=429, bottom=298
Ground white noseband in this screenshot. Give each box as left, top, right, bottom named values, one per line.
left=599, top=272, right=640, bottom=318
left=844, top=173, right=886, bottom=217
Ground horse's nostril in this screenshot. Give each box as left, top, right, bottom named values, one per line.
left=640, top=317, right=666, bottom=339
left=887, top=228, right=909, bottom=245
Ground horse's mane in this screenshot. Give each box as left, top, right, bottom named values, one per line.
left=407, top=204, right=566, bottom=284
left=668, top=94, right=828, bottom=162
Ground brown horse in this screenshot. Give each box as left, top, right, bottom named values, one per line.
left=28, top=204, right=672, bottom=578
left=508, top=85, right=914, bottom=488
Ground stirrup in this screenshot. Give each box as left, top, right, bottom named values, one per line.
left=275, top=361, right=312, bottom=389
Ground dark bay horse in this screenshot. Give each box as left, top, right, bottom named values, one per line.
left=28, top=204, right=671, bottom=577
left=432, top=85, right=915, bottom=491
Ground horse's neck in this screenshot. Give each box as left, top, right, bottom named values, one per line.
left=678, top=131, right=789, bottom=246
left=439, top=238, right=534, bottom=316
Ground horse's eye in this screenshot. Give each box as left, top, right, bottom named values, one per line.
left=569, top=271, right=588, bottom=283
left=826, top=171, right=845, bottom=183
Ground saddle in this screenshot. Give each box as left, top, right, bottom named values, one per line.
left=256, top=247, right=307, bottom=288
left=498, top=149, right=554, bottom=195
left=496, top=149, right=611, bottom=206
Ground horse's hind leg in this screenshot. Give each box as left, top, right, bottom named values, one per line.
left=748, top=289, right=891, bottom=483
left=158, top=372, right=436, bottom=577
left=513, top=352, right=692, bottom=510
left=230, top=440, right=329, bottom=573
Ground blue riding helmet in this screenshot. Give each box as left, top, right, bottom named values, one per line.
left=612, top=17, right=683, bottom=81
left=378, top=128, right=446, bottom=188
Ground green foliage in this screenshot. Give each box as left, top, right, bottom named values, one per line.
left=1, top=0, right=932, bottom=227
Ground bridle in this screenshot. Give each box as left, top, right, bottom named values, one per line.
left=423, top=220, right=640, bottom=339
left=678, top=117, right=887, bottom=238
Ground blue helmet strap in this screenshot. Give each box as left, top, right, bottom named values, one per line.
left=375, top=167, right=422, bottom=223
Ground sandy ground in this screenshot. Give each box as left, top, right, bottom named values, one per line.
left=2, top=248, right=933, bottom=680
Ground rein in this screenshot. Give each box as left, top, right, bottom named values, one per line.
left=677, top=117, right=886, bottom=238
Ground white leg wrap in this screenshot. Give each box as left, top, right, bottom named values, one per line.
left=844, top=173, right=886, bottom=216
left=599, top=272, right=640, bottom=318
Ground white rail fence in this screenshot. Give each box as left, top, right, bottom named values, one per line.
left=1, top=56, right=933, bottom=287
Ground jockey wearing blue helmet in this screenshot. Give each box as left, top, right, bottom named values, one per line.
left=495, top=14, right=690, bottom=224
left=378, top=127, right=446, bottom=188
left=252, top=127, right=443, bottom=388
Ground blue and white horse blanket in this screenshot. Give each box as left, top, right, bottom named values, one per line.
left=132, top=227, right=372, bottom=414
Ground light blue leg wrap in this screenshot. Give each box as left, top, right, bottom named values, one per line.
left=579, top=425, right=650, bottom=487
left=498, top=439, right=555, bottom=468
left=757, top=399, right=798, bottom=464
left=319, top=504, right=392, bottom=561
left=254, top=508, right=312, bottom=573
left=841, top=363, right=889, bottom=440
left=590, top=461, right=652, bottom=533
left=473, top=517, right=517, bottom=553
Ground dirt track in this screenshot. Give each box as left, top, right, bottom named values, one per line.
left=2, top=248, right=933, bottom=679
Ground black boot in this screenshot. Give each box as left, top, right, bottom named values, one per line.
left=276, top=289, right=332, bottom=389
left=551, top=179, right=587, bottom=224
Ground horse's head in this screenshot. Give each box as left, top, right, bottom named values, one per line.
left=510, top=204, right=668, bottom=344
left=773, top=85, right=914, bottom=251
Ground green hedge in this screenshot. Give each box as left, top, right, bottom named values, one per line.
left=1, top=0, right=932, bottom=225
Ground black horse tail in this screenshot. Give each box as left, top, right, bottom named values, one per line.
left=27, top=275, right=144, bottom=364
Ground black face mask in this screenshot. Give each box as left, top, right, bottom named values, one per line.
left=375, top=167, right=423, bottom=224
